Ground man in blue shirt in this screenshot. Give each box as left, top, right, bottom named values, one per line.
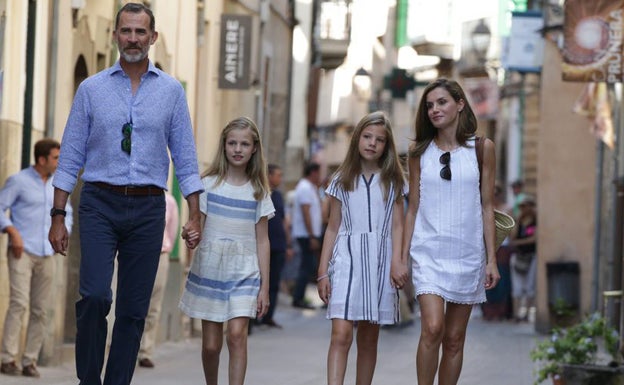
left=0, top=139, right=73, bottom=378
left=48, top=3, right=203, bottom=385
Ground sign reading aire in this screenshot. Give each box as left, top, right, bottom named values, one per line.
left=218, top=14, right=252, bottom=90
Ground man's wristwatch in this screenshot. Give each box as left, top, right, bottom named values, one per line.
left=50, top=207, right=67, bottom=217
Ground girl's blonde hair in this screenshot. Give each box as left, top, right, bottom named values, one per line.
left=202, top=117, right=270, bottom=200
left=409, top=78, right=477, bottom=158
left=334, top=111, right=405, bottom=202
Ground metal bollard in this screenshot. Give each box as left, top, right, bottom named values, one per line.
left=602, top=290, right=623, bottom=329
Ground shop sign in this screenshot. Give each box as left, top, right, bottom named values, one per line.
left=503, top=11, right=544, bottom=73
left=218, top=14, right=252, bottom=89
left=463, top=77, right=499, bottom=120
left=562, top=0, right=623, bottom=83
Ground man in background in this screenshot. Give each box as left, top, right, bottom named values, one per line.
left=0, top=138, right=73, bottom=378
left=510, top=179, right=527, bottom=218
left=260, top=164, right=293, bottom=328
left=291, top=162, right=322, bottom=309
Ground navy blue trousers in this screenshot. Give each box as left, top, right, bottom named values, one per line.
left=293, top=237, right=317, bottom=303
left=76, top=183, right=165, bottom=385
left=265, top=251, right=286, bottom=320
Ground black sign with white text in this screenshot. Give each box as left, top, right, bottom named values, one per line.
left=218, top=14, right=252, bottom=90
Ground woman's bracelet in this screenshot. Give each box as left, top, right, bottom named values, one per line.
left=317, top=274, right=329, bottom=282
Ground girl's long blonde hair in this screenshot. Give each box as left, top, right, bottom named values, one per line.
left=202, top=117, right=270, bottom=200
left=334, top=111, right=405, bottom=202
left=409, top=78, right=477, bottom=158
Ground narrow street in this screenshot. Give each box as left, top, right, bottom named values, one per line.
left=4, top=289, right=538, bottom=385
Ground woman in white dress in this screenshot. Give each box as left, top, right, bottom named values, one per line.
left=402, top=79, right=500, bottom=385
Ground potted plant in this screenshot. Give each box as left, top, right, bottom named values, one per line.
left=530, top=312, right=622, bottom=385
left=550, top=297, right=577, bottom=328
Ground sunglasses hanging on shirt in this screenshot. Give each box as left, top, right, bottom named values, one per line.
left=439, top=151, right=451, bottom=181
left=121, top=122, right=133, bottom=155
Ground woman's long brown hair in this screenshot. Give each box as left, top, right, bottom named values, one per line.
left=409, top=78, right=478, bottom=158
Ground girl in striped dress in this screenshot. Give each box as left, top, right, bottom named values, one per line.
left=317, top=111, right=408, bottom=385
left=179, top=117, right=274, bottom=385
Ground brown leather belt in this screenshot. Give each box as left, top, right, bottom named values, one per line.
left=91, top=182, right=164, bottom=196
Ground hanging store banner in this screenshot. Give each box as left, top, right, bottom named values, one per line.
left=463, top=77, right=499, bottom=120
left=218, top=14, right=252, bottom=90
left=502, top=11, right=544, bottom=73
left=573, top=82, right=615, bottom=149
left=562, top=0, right=624, bottom=83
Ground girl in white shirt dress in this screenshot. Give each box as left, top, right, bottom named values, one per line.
left=402, top=79, right=500, bottom=385
left=179, top=117, right=274, bottom=385
left=317, top=111, right=408, bottom=385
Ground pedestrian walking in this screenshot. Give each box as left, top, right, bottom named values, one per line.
left=279, top=189, right=298, bottom=295
left=510, top=179, right=526, bottom=218
left=138, top=192, right=180, bottom=368
left=48, top=3, right=204, bottom=384
left=509, top=194, right=537, bottom=322
left=178, top=117, right=274, bottom=385
left=481, top=183, right=514, bottom=321
left=0, top=139, right=73, bottom=378
left=291, top=162, right=323, bottom=309
left=258, top=164, right=293, bottom=328
left=317, top=111, right=408, bottom=385
left=402, top=78, right=500, bottom=385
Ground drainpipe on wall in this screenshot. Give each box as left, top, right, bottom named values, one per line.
left=517, top=73, right=526, bottom=179
left=284, top=0, right=295, bottom=148
left=256, top=0, right=268, bottom=136
left=608, top=83, right=622, bottom=330
left=45, top=0, right=60, bottom=138
left=591, top=139, right=604, bottom=313
left=0, top=9, right=5, bottom=115
left=617, top=174, right=624, bottom=355
left=22, top=0, right=36, bottom=168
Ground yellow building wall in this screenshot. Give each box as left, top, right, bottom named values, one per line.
left=535, top=41, right=596, bottom=331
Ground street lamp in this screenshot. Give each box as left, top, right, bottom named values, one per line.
left=471, top=19, right=491, bottom=64
left=353, top=67, right=371, bottom=99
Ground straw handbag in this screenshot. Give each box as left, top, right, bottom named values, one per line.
left=476, top=137, right=515, bottom=250
left=494, top=209, right=515, bottom=249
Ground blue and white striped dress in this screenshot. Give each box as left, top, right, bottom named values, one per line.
left=179, top=175, right=275, bottom=322
left=325, top=174, right=401, bottom=324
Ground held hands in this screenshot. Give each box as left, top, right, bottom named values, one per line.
left=48, top=219, right=69, bottom=256
left=181, top=218, right=201, bottom=249
left=390, top=258, right=408, bottom=289
left=484, top=260, right=501, bottom=290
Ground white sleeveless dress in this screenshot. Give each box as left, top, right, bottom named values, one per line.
left=410, top=139, right=486, bottom=304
